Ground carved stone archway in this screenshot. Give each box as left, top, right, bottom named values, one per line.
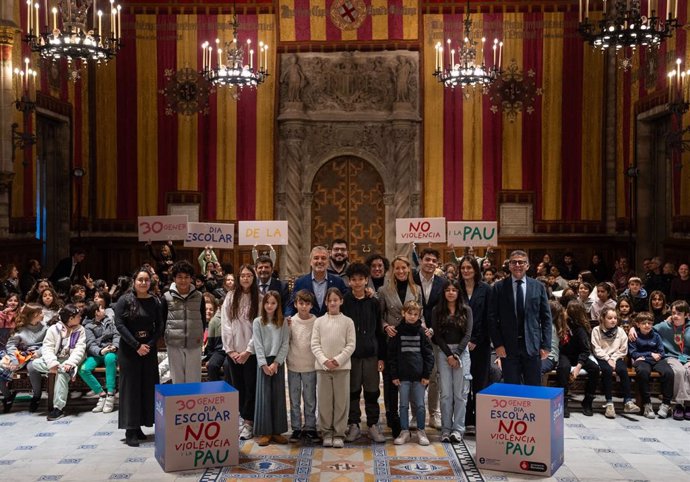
left=276, top=51, right=422, bottom=276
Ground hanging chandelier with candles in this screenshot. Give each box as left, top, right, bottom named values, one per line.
left=23, top=0, right=122, bottom=79
left=666, top=58, right=690, bottom=155
left=200, top=13, right=269, bottom=99
left=432, top=1, right=503, bottom=92
left=578, top=0, right=679, bottom=70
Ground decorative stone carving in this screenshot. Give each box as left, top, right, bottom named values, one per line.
left=278, top=51, right=418, bottom=114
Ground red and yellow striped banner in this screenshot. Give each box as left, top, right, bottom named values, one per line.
left=424, top=11, right=605, bottom=223
left=279, top=0, right=418, bottom=43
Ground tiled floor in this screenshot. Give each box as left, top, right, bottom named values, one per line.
left=2, top=394, right=690, bottom=481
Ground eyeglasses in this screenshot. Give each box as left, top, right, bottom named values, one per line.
left=509, top=260, right=528, bottom=266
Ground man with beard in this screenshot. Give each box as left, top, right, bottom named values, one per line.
left=327, top=239, right=351, bottom=281
left=255, top=255, right=289, bottom=314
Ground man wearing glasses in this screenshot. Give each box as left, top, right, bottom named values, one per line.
left=488, top=250, right=552, bottom=386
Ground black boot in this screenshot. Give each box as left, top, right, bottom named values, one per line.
left=581, top=396, right=594, bottom=417
left=2, top=393, right=16, bottom=413
left=29, top=395, right=41, bottom=413
left=136, top=428, right=147, bottom=440
left=125, top=429, right=140, bottom=447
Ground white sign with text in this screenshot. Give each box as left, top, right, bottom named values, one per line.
left=184, top=223, right=235, bottom=248
left=447, top=221, right=498, bottom=247
left=395, top=217, right=447, bottom=243
left=238, top=220, right=289, bottom=245
left=138, top=215, right=188, bottom=242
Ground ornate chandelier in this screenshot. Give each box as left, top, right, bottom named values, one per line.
left=200, top=13, right=269, bottom=99
left=23, top=0, right=122, bottom=79
left=432, top=1, right=502, bottom=92
left=667, top=59, right=690, bottom=156
left=578, top=0, right=679, bottom=70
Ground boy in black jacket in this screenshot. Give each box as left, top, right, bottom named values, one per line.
left=388, top=300, right=435, bottom=446
left=342, top=263, right=387, bottom=443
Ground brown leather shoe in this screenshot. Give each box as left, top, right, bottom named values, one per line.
left=271, top=434, right=289, bottom=444
left=257, top=435, right=271, bottom=446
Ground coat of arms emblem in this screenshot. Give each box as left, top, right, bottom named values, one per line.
left=329, top=0, right=367, bottom=31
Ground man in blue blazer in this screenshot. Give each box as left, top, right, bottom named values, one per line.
left=286, top=246, right=349, bottom=317
left=489, top=250, right=552, bottom=386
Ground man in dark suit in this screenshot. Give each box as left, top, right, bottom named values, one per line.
left=255, top=255, right=289, bottom=314
left=286, top=246, right=348, bottom=317
left=49, top=247, right=86, bottom=286
left=413, top=247, right=445, bottom=428
left=489, top=249, right=552, bottom=386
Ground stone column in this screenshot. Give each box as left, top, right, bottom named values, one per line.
left=278, top=122, right=306, bottom=277
left=0, top=16, right=18, bottom=237
left=604, top=52, right=618, bottom=233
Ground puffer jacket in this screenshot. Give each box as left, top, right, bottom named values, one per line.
left=163, top=283, right=205, bottom=348
left=41, top=321, right=86, bottom=369
left=84, top=315, right=121, bottom=357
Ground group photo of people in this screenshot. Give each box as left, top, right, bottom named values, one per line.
left=1, top=241, right=689, bottom=452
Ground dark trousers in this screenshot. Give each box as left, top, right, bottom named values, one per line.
left=348, top=356, right=381, bottom=427
left=382, top=365, right=400, bottom=429
left=634, top=358, right=674, bottom=404
left=556, top=355, right=600, bottom=398
left=597, top=358, right=633, bottom=401
left=502, top=341, right=542, bottom=386
left=466, top=342, right=491, bottom=426
left=228, top=354, right=257, bottom=422
left=206, top=351, right=230, bottom=382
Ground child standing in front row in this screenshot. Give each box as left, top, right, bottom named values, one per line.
left=629, top=311, right=674, bottom=419
left=311, top=288, right=356, bottom=448
left=253, top=291, right=290, bottom=447
left=286, top=290, right=320, bottom=443
left=591, top=306, right=640, bottom=418
left=389, top=301, right=434, bottom=446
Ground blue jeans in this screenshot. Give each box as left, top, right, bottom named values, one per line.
left=437, top=345, right=472, bottom=434
left=398, top=381, right=426, bottom=430
left=288, top=369, right=317, bottom=431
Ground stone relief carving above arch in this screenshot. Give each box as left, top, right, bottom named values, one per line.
left=278, top=51, right=419, bottom=114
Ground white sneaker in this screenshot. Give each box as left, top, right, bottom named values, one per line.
left=345, top=423, right=360, bottom=442
left=103, top=394, right=115, bottom=413
left=605, top=403, right=616, bottom=419
left=657, top=403, right=671, bottom=419
left=450, top=431, right=463, bottom=443
left=624, top=400, right=640, bottom=414
left=643, top=403, right=656, bottom=419
left=322, top=434, right=333, bottom=447
left=368, top=424, right=386, bottom=443
left=431, top=413, right=442, bottom=429
left=239, top=424, right=254, bottom=440
left=92, top=396, right=106, bottom=413
left=393, top=430, right=410, bottom=445
left=332, top=436, right=344, bottom=448
left=417, top=429, right=430, bottom=446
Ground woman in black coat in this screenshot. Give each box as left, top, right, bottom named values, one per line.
left=114, top=268, right=164, bottom=447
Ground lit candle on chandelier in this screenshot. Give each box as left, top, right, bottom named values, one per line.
left=117, top=5, right=121, bottom=39
left=247, top=39, right=252, bottom=69
left=34, top=3, right=39, bottom=35
left=27, top=0, right=31, bottom=34
left=98, top=10, right=102, bottom=38
left=499, top=41, right=503, bottom=69
left=52, top=7, right=57, bottom=31
left=447, top=39, right=451, bottom=70
left=668, top=71, right=675, bottom=101
left=111, top=7, right=115, bottom=38
left=480, top=38, right=485, bottom=66
left=493, top=39, right=498, bottom=66
left=24, top=57, right=30, bottom=92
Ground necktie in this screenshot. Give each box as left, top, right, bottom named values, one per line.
left=261, top=284, right=268, bottom=295
left=516, top=279, right=525, bottom=337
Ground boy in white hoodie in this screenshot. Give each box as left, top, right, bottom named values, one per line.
left=29, top=304, right=86, bottom=420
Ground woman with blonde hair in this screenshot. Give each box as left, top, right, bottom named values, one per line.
left=377, top=255, right=425, bottom=437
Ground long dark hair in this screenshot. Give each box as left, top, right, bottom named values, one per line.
left=123, top=268, right=153, bottom=319
left=458, top=255, right=482, bottom=284
left=432, top=279, right=469, bottom=335
left=228, top=264, right=259, bottom=321
left=566, top=300, right=592, bottom=335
